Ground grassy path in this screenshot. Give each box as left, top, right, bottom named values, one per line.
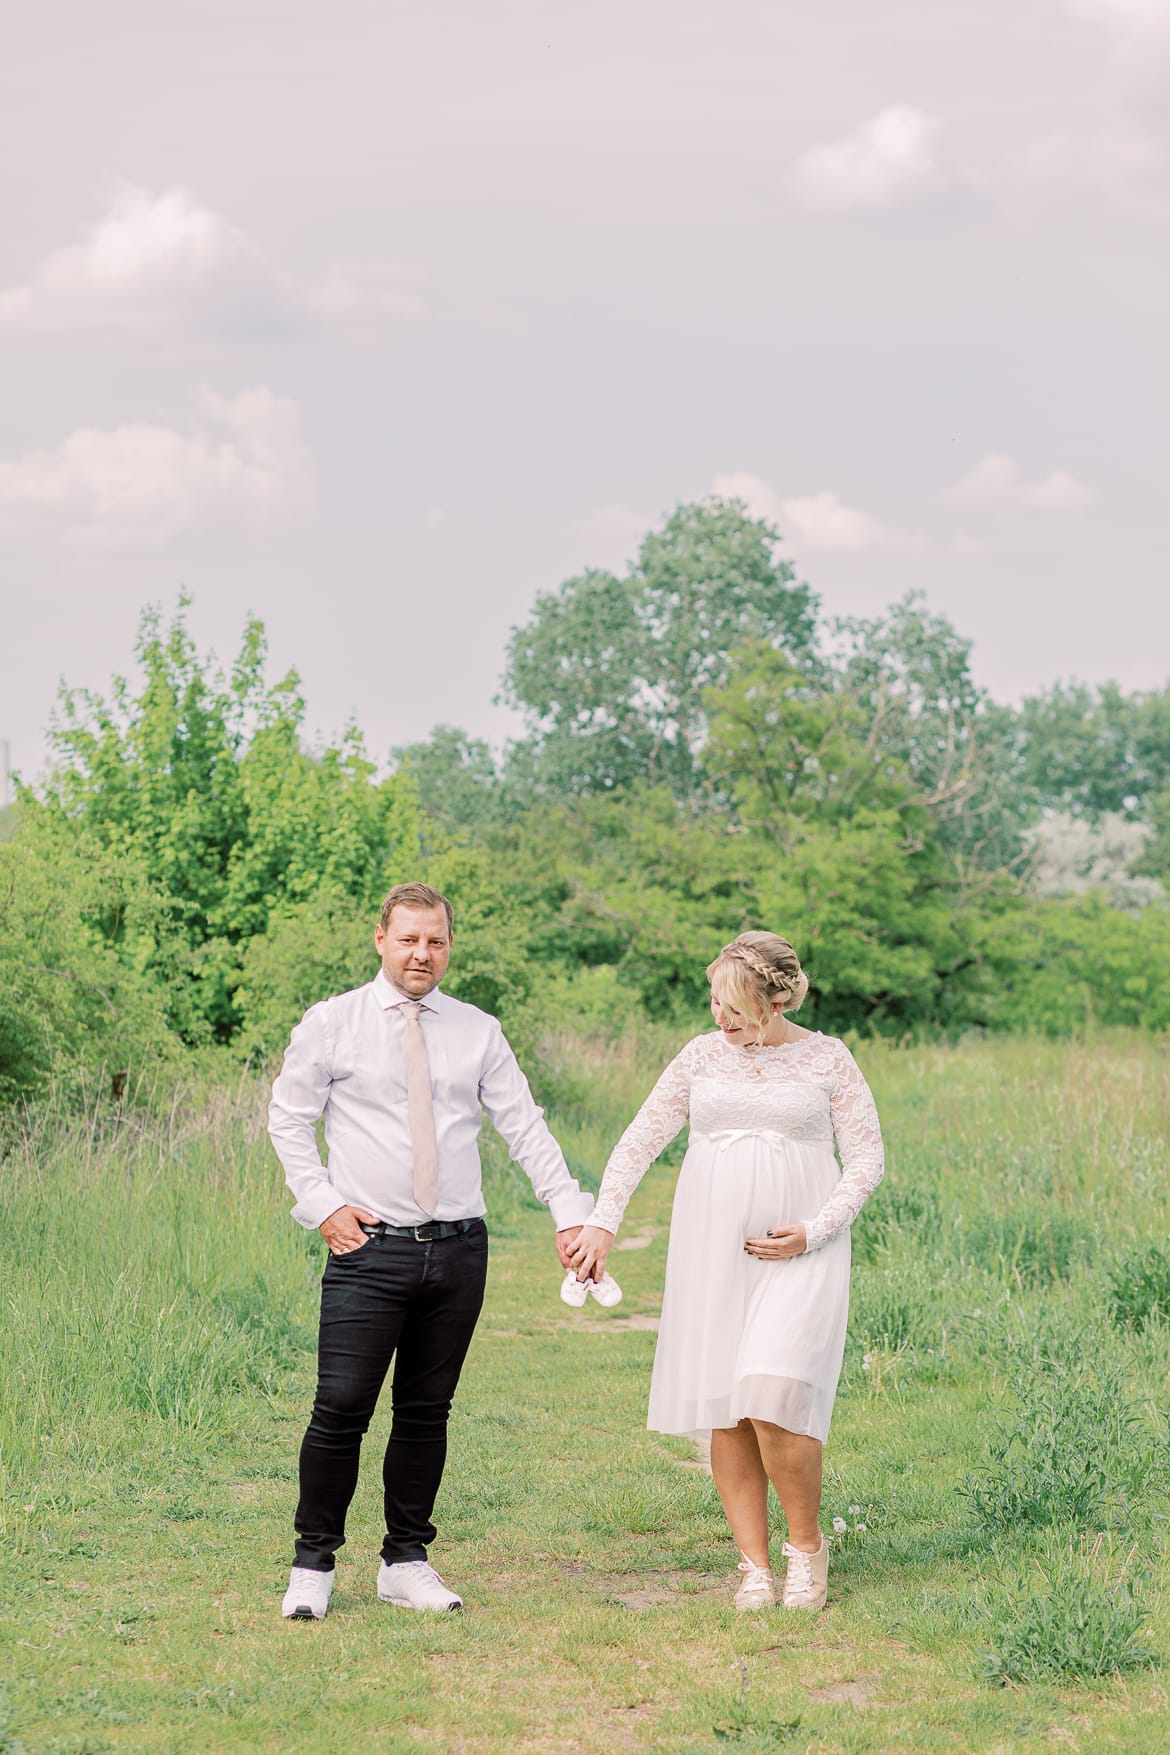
left=3, top=1034, right=1170, bottom=1751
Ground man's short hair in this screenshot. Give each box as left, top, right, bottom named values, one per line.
left=380, top=883, right=454, bottom=935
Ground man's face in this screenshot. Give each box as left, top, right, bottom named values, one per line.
left=375, top=904, right=452, bottom=999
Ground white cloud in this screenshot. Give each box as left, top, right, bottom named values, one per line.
left=306, top=262, right=429, bottom=326
left=0, top=184, right=274, bottom=334
left=567, top=501, right=651, bottom=571
left=0, top=185, right=431, bottom=338
left=946, top=453, right=1098, bottom=511
left=791, top=106, right=947, bottom=213
left=0, top=388, right=315, bottom=549
left=711, top=472, right=921, bottom=554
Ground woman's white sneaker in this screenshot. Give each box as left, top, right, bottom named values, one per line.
left=733, top=1554, right=776, bottom=1610
left=780, top=1536, right=828, bottom=1610
left=378, top=1559, right=462, bottom=1611
left=281, top=1566, right=334, bottom=1619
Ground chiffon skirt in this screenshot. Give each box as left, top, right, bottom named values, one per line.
left=646, top=1130, right=851, bottom=1443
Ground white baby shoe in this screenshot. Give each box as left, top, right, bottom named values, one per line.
left=560, top=1268, right=623, bottom=1308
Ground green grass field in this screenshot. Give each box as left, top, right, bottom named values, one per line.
left=2, top=1030, right=1169, bottom=1753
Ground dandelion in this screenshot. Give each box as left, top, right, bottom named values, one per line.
left=972, top=1308, right=983, bottom=1319
left=862, top=1352, right=873, bottom=1372
left=848, top=1505, right=861, bottom=1516
left=832, top=1516, right=848, bottom=1534
left=855, top=1522, right=867, bottom=1534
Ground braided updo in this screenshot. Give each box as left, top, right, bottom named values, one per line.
left=705, top=931, right=809, bottom=1044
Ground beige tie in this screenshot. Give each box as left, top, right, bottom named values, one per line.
left=400, top=1001, right=440, bottom=1216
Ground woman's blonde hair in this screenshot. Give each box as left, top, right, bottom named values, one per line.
left=706, top=931, right=809, bottom=1043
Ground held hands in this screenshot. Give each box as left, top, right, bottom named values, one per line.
left=555, top=1225, right=583, bottom=1270
left=320, top=1204, right=379, bottom=1256
left=565, top=1222, right=616, bottom=1283
left=744, top=1222, right=807, bottom=1261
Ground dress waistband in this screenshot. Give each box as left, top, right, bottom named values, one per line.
left=696, top=1128, right=831, bottom=1151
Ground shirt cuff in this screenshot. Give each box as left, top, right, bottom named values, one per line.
left=549, top=1189, right=596, bottom=1230
left=291, top=1186, right=349, bottom=1232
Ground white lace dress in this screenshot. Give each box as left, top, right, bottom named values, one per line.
left=591, top=1031, right=884, bottom=1443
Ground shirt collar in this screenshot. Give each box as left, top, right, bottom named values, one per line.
left=373, top=969, right=444, bottom=1014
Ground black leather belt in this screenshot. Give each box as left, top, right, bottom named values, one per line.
left=359, top=1218, right=481, bottom=1243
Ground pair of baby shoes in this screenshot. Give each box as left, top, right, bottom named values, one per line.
left=560, top=1268, right=623, bottom=1308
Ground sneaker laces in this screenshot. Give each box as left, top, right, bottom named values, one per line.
left=781, top=1541, right=814, bottom=1587
left=737, top=1554, right=773, bottom=1590
left=398, top=1561, right=442, bottom=1583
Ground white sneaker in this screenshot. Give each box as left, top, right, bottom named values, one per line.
left=780, top=1536, right=828, bottom=1610
left=281, top=1565, right=333, bottom=1619
left=588, top=1272, right=623, bottom=1308
left=378, top=1559, right=462, bottom=1611
left=734, top=1554, right=776, bottom=1611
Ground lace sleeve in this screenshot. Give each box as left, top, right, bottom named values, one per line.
left=804, top=1041, right=884, bottom=1251
left=590, top=1046, right=692, bottom=1234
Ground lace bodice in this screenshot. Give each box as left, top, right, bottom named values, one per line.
left=591, top=1031, right=884, bottom=1251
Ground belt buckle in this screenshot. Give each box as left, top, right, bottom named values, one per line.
left=412, top=1222, right=433, bottom=1242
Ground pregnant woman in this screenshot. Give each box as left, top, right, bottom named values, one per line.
left=568, top=931, right=884, bottom=1612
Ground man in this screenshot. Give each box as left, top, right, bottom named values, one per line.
left=268, top=882, right=594, bottom=1619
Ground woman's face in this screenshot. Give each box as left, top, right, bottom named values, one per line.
left=710, top=986, right=755, bottom=1044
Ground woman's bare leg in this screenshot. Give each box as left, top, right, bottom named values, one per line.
left=750, top=1421, right=823, bottom=1551
left=709, top=1420, right=771, bottom=1567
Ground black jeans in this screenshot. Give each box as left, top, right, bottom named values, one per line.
left=293, top=1221, right=488, bottom=1572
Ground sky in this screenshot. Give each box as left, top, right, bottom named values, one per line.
left=1, top=0, right=1168, bottom=786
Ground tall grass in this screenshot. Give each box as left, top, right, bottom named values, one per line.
left=0, top=1027, right=680, bottom=1547
left=2, top=1025, right=1169, bottom=1750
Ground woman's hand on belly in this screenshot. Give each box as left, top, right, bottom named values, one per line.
left=744, top=1222, right=807, bottom=1260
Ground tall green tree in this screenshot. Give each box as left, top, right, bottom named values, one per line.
left=0, top=813, right=175, bottom=1103
left=390, top=724, right=503, bottom=842
left=36, top=602, right=421, bottom=1042
left=1006, top=680, right=1170, bottom=822
left=829, top=594, right=1027, bottom=874
left=703, top=642, right=916, bottom=839
left=501, top=499, right=817, bottom=801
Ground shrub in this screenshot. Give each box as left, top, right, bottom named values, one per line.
left=965, top=1349, right=1140, bottom=1532
left=982, top=1538, right=1155, bottom=1683
left=1108, top=1243, right=1170, bottom=1329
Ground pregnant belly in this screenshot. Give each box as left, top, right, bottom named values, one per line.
left=683, top=1131, right=840, bottom=1236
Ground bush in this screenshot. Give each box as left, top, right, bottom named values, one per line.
left=982, top=1538, right=1155, bottom=1683
left=0, top=816, right=179, bottom=1105
left=965, top=1348, right=1141, bottom=1532
left=1109, top=1242, right=1170, bottom=1329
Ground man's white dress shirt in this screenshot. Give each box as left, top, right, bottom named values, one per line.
left=269, top=971, right=595, bottom=1233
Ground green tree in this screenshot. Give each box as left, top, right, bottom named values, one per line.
left=704, top=642, right=916, bottom=839
left=390, top=725, right=503, bottom=842
left=1007, top=679, right=1170, bottom=823
left=825, top=595, right=1029, bottom=874
left=37, top=602, right=422, bottom=1043
left=501, top=499, right=817, bottom=801
left=0, top=813, right=176, bottom=1104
